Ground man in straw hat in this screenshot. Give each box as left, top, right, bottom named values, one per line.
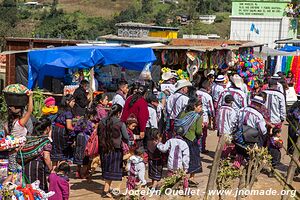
left=166, top=79, right=192, bottom=135
left=211, top=75, right=226, bottom=105
left=217, top=74, right=247, bottom=113
left=263, top=79, right=286, bottom=130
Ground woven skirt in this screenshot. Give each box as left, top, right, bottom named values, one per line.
left=24, top=158, right=49, bottom=192
left=101, top=150, right=123, bottom=181
left=148, top=159, right=163, bottom=181
left=51, top=125, right=69, bottom=162
left=73, top=133, right=89, bottom=165
left=185, top=138, right=202, bottom=174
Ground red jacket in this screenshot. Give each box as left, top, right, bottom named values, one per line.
left=121, top=96, right=149, bottom=132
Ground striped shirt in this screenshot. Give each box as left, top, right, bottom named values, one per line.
left=264, top=89, right=286, bottom=124
left=238, top=106, right=267, bottom=135
left=196, top=89, right=215, bottom=123
left=217, top=87, right=247, bottom=113
left=216, top=105, right=238, bottom=135
left=167, top=92, right=189, bottom=119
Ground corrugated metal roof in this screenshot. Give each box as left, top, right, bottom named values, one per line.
left=115, top=22, right=179, bottom=31
left=99, top=35, right=170, bottom=43
left=275, top=39, right=300, bottom=44
left=170, top=38, right=245, bottom=46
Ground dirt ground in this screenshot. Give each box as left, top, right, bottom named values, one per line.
left=69, top=122, right=300, bottom=200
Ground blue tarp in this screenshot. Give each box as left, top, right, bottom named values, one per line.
left=280, top=45, right=300, bottom=52
left=27, top=46, right=157, bottom=88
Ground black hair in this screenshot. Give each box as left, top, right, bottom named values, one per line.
left=272, top=128, right=281, bottom=136
left=94, top=93, right=108, bottom=103
left=61, top=94, right=74, bottom=108
left=187, top=86, right=197, bottom=99
left=129, top=85, right=147, bottom=107
left=128, top=82, right=140, bottom=97
left=145, top=93, right=158, bottom=104
left=33, top=116, right=52, bottom=136
left=185, top=97, right=201, bottom=112
left=224, top=94, right=234, bottom=104
left=56, top=162, right=71, bottom=174
left=201, top=80, right=210, bottom=89
left=268, top=79, right=277, bottom=87
left=80, top=80, right=89, bottom=86
left=286, top=70, right=293, bottom=78
left=134, top=146, right=145, bottom=156
left=149, top=128, right=160, bottom=140
left=7, top=107, right=25, bottom=133
left=98, top=104, right=123, bottom=154
left=118, top=80, right=128, bottom=89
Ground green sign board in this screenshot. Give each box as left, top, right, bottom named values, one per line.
left=232, top=1, right=291, bottom=17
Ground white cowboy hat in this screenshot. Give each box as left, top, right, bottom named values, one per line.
left=230, top=74, right=244, bottom=89
left=207, top=70, right=215, bottom=76
left=162, top=71, right=175, bottom=81
left=174, top=79, right=192, bottom=92
left=215, top=75, right=225, bottom=82
left=251, top=95, right=264, bottom=104
left=271, top=74, right=281, bottom=79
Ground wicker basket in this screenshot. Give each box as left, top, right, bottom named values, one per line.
left=3, top=92, right=28, bottom=107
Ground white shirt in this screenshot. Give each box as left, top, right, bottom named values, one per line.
left=196, top=89, right=215, bottom=123
left=146, top=105, right=158, bottom=128
left=167, top=92, right=189, bottom=119
left=217, top=87, right=247, bottom=113
left=264, top=89, right=286, bottom=124
left=238, top=106, right=267, bottom=135
left=112, top=93, right=126, bottom=107
left=157, top=138, right=190, bottom=171
left=212, top=83, right=225, bottom=102
left=216, top=105, right=238, bottom=134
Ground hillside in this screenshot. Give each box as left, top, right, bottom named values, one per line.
left=39, top=0, right=135, bottom=18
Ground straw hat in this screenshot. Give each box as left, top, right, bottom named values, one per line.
left=251, top=95, right=265, bottom=104
left=162, top=71, right=175, bottom=81
left=215, top=75, right=225, bottom=82
left=230, top=74, right=244, bottom=89
left=174, top=79, right=192, bottom=92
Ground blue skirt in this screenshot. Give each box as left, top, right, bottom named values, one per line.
left=51, top=125, right=70, bottom=162
left=101, top=150, right=123, bottom=181
left=148, top=159, right=163, bottom=181
left=185, top=138, right=202, bottom=174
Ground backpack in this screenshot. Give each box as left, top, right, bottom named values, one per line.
left=17, top=136, right=51, bottom=164
left=174, top=111, right=200, bottom=136
left=84, top=129, right=99, bottom=157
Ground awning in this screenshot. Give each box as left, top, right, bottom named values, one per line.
left=27, top=46, right=156, bottom=88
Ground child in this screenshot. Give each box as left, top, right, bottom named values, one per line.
left=123, top=114, right=138, bottom=160
left=268, top=128, right=283, bottom=177
left=157, top=126, right=190, bottom=176
left=49, top=162, right=70, bottom=200
left=147, top=128, right=163, bottom=189
left=126, top=147, right=147, bottom=191
left=42, top=97, right=58, bottom=122
left=72, top=118, right=93, bottom=179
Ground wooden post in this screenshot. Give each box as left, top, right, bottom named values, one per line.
left=281, top=136, right=300, bottom=200
left=204, top=134, right=226, bottom=200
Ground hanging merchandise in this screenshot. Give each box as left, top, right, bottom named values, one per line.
left=139, top=62, right=153, bottom=81
left=161, top=50, right=169, bottom=65
left=237, top=48, right=265, bottom=89
left=186, top=52, right=200, bottom=81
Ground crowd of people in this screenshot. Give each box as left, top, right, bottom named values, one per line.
left=2, top=68, right=300, bottom=199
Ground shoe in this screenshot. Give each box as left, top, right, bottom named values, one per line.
left=101, top=191, right=113, bottom=198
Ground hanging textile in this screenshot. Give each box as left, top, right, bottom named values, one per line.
left=281, top=56, right=287, bottom=73
left=286, top=56, right=294, bottom=74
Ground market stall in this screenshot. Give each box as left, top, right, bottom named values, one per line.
left=27, top=46, right=156, bottom=90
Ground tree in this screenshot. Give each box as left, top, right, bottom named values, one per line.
left=141, top=0, right=153, bottom=14
left=0, top=0, right=18, bottom=27
left=155, top=10, right=167, bottom=26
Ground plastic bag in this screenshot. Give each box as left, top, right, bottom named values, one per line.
left=139, top=62, right=152, bottom=81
